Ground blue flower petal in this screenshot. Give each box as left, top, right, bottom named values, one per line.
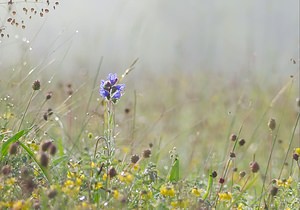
left=108, top=73, right=118, bottom=86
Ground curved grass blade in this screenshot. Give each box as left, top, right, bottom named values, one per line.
left=1, top=129, right=29, bottom=160
left=202, top=170, right=213, bottom=200
left=18, top=141, right=50, bottom=182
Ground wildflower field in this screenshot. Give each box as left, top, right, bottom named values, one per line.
left=0, top=1, right=299, bottom=210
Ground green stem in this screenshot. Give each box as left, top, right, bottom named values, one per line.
left=18, top=90, right=35, bottom=131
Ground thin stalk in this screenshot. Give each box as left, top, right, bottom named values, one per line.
left=18, top=90, right=35, bottom=131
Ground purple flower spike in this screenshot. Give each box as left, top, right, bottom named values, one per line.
left=99, top=73, right=125, bottom=103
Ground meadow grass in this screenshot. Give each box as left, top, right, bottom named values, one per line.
left=0, top=62, right=299, bottom=210
left=0, top=1, right=299, bottom=209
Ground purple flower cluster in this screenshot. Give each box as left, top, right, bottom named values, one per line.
left=100, top=73, right=125, bottom=103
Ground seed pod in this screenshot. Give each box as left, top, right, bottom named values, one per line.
left=268, top=118, right=276, bottom=131
left=40, top=152, right=49, bottom=167
left=32, top=80, right=41, bottom=91
left=108, top=167, right=117, bottom=178
left=131, top=154, right=139, bottom=164
left=143, top=149, right=151, bottom=158
left=9, top=142, right=18, bottom=155
left=230, top=134, right=237, bottom=141
left=249, top=161, right=260, bottom=173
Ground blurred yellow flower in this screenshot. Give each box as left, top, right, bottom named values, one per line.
left=160, top=185, right=175, bottom=197
left=140, top=190, right=153, bottom=200
left=118, top=171, right=133, bottom=184
left=218, top=192, right=232, bottom=201
left=191, top=187, right=202, bottom=197
left=5, top=177, right=16, bottom=185
left=171, top=199, right=189, bottom=209
left=113, top=190, right=120, bottom=199
left=94, top=182, right=103, bottom=190
left=294, top=148, right=300, bottom=156
left=276, top=177, right=293, bottom=188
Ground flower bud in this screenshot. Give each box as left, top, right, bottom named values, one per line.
left=32, top=80, right=41, bottom=91
left=249, top=161, right=260, bottom=173
left=268, top=118, right=276, bottom=131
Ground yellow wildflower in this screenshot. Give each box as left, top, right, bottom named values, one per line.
left=132, top=164, right=139, bottom=171
left=276, top=177, right=293, bottom=188
left=113, top=190, right=120, bottom=199
left=160, top=184, right=176, bottom=197
left=12, top=200, right=30, bottom=210
left=103, top=173, right=107, bottom=181
left=94, top=182, right=103, bottom=190
left=171, top=199, right=189, bottom=209
left=294, top=148, right=300, bottom=156
left=118, top=171, right=133, bottom=184
left=237, top=203, right=244, bottom=210
left=218, top=192, right=232, bottom=201
left=140, top=190, right=153, bottom=199
left=191, top=187, right=202, bottom=197
left=5, top=177, right=16, bottom=185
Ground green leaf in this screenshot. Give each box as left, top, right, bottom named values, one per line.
left=202, top=170, right=213, bottom=200
left=0, top=129, right=29, bottom=159
left=169, top=157, right=179, bottom=182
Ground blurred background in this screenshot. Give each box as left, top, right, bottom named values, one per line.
left=0, top=0, right=298, bottom=79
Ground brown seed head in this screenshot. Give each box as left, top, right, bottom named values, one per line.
left=41, top=141, right=52, bottom=151
left=211, top=170, right=218, bottom=178
left=1, top=165, right=11, bottom=176
left=47, top=189, right=57, bottom=199
left=268, top=118, right=276, bottom=131
left=143, top=149, right=151, bottom=158
left=238, top=139, right=246, bottom=146
left=49, top=144, right=57, bottom=156
left=131, top=154, right=139, bottom=164
left=32, top=80, right=41, bottom=91
left=270, top=186, right=278, bottom=196
left=249, top=161, right=260, bottom=173
left=40, top=152, right=49, bottom=167
left=230, top=134, right=237, bottom=141
left=239, top=171, right=246, bottom=178
left=9, top=142, right=18, bottom=155
left=108, top=167, right=117, bottom=178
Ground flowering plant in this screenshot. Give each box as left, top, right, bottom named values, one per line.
left=100, top=73, right=125, bottom=103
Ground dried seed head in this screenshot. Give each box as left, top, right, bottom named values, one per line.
left=41, top=141, right=52, bottom=151
left=149, top=143, right=153, bottom=148
left=211, top=170, right=218, bottom=178
left=219, top=177, right=225, bottom=184
left=131, top=154, right=139, bottom=164
left=268, top=118, right=276, bottom=131
left=9, top=142, right=18, bottom=155
left=124, top=108, right=130, bottom=114
left=46, top=91, right=52, bottom=100
left=49, top=144, right=57, bottom=156
left=293, top=153, right=299, bottom=161
left=238, top=139, right=246, bottom=146
left=108, top=167, right=117, bottom=178
left=230, top=152, right=236, bottom=158
left=239, top=171, right=246, bottom=178
left=47, top=108, right=53, bottom=116
left=47, top=189, right=57, bottom=199
left=249, top=161, right=260, bottom=173
left=1, top=165, right=11, bottom=176
left=32, top=80, right=41, bottom=90
left=43, top=112, right=48, bottom=121
left=40, top=152, right=49, bottom=167
left=270, top=186, right=278, bottom=196
left=143, top=149, right=151, bottom=158
left=230, top=134, right=237, bottom=141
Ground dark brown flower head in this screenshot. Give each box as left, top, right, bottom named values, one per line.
left=211, top=170, right=217, bottom=178
left=32, top=80, right=41, bottom=91
left=219, top=177, right=225, bottom=184
left=46, top=91, right=53, bottom=100
left=270, top=186, right=278, bottom=196
left=41, top=141, right=52, bottom=151
left=230, top=152, right=236, bottom=158
left=49, top=144, right=57, bottom=156
left=268, top=118, right=276, bottom=131
left=40, top=152, right=49, bottom=168
left=108, top=167, right=117, bottom=178
left=230, top=134, right=237, bottom=141
left=9, top=142, right=18, bottom=155
left=48, top=189, right=57, bottom=199
left=239, top=171, right=246, bottom=178
left=249, top=161, right=260, bottom=173
left=131, top=154, right=140, bottom=164
left=238, top=139, right=246, bottom=146
left=1, top=165, right=11, bottom=176
left=143, top=149, right=151, bottom=158
left=293, top=153, right=299, bottom=161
